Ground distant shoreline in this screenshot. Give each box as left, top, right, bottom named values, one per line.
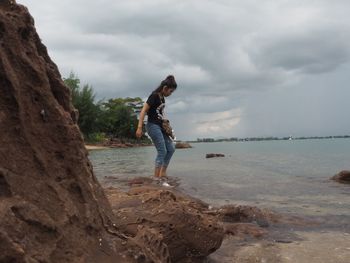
left=191, top=135, right=350, bottom=143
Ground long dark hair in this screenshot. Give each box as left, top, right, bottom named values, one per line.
left=152, top=75, right=177, bottom=94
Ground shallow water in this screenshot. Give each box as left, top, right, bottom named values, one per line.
left=90, top=139, right=350, bottom=216
left=89, top=138, right=350, bottom=262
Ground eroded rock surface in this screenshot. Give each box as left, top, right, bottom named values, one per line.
left=104, top=177, right=288, bottom=262
left=106, top=186, right=224, bottom=262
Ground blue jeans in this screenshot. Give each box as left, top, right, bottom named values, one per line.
left=146, top=122, right=175, bottom=168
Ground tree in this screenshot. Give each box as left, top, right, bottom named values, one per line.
left=63, top=72, right=80, bottom=105
left=63, top=72, right=101, bottom=137
left=99, top=98, right=139, bottom=138
left=63, top=72, right=146, bottom=141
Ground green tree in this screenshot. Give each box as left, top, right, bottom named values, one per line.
left=64, top=72, right=147, bottom=141
left=99, top=98, right=139, bottom=138
left=64, top=72, right=80, bottom=105
left=64, top=72, right=101, bottom=137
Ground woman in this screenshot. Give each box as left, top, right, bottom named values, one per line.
left=136, top=75, right=177, bottom=179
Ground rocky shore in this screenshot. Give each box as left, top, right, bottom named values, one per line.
left=103, top=177, right=284, bottom=262
left=2, top=2, right=349, bottom=262
left=85, top=138, right=152, bottom=150
left=85, top=143, right=150, bottom=151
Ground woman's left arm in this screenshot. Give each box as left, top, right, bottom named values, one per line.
left=136, top=103, right=150, bottom=138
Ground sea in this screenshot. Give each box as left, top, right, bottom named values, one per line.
left=89, top=138, right=350, bottom=262
left=89, top=138, right=350, bottom=215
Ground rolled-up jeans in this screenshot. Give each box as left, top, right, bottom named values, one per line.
left=146, top=122, right=175, bottom=168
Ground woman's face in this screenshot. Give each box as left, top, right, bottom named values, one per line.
left=163, top=87, right=176, bottom=97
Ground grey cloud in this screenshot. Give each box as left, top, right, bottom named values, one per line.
left=250, top=30, right=350, bottom=74
left=167, top=94, right=241, bottom=115
left=18, top=0, right=350, bottom=139
left=196, top=116, right=241, bottom=125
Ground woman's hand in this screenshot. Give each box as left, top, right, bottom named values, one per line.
left=136, top=127, right=143, bottom=139
left=136, top=103, right=149, bottom=139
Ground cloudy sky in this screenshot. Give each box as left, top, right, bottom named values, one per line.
left=19, top=0, right=350, bottom=140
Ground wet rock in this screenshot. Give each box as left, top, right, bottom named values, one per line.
left=215, top=205, right=276, bottom=227
left=175, top=142, right=192, bottom=149
left=223, top=223, right=267, bottom=238
left=202, top=204, right=290, bottom=243
left=332, top=170, right=350, bottom=184
left=206, top=153, right=225, bottom=158
left=128, top=176, right=154, bottom=186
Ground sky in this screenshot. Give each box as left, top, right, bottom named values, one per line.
left=19, top=0, right=350, bottom=140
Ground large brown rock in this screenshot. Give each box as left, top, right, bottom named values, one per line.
left=106, top=186, right=225, bottom=262
left=175, top=142, right=192, bottom=149
left=0, top=2, right=139, bottom=262
left=105, top=180, right=287, bottom=262
left=206, top=153, right=225, bottom=158
left=332, top=170, right=350, bottom=184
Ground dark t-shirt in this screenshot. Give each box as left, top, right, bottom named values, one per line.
left=146, top=92, right=165, bottom=125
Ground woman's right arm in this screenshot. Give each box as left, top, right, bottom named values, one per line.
left=136, top=103, right=150, bottom=138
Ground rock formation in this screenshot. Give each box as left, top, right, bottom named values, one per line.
left=106, top=186, right=224, bottom=262
left=0, top=2, right=137, bottom=262
left=105, top=183, right=280, bottom=262
left=332, top=170, right=350, bottom=184
left=175, top=142, right=192, bottom=149
left=206, top=153, right=225, bottom=158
